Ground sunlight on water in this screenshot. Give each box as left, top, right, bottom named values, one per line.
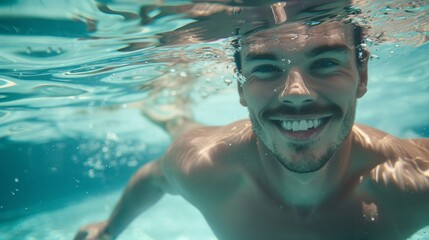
left=0, top=0, right=428, bottom=239
left=0, top=0, right=427, bottom=140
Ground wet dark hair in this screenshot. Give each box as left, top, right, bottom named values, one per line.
left=232, top=24, right=365, bottom=74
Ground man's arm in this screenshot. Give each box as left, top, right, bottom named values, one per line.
left=74, top=158, right=176, bottom=240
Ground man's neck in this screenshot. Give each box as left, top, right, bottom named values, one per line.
left=256, top=135, right=353, bottom=208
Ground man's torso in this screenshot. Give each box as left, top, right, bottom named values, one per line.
left=161, top=120, right=429, bottom=240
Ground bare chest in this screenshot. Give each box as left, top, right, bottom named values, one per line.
left=196, top=186, right=405, bottom=240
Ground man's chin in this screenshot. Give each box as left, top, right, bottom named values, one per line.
left=277, top=156, right=329, bottom=173
left=272, top=144, right=336, bottom=173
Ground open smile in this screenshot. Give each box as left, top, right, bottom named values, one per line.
left=270, top=116, right=331, bottom=141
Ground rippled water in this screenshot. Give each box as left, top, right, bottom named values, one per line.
left=0, top=0, right=428, bottom=239
left=1, top=0, right=428, bottom=140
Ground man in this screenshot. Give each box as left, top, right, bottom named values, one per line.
left=75, top=1, right=429, bottom=240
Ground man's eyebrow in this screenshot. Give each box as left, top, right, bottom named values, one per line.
left=306, top=44, right=351, bottom=57
left=245, top=53, right=278, bottom=61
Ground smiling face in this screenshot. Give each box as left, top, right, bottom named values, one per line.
left=238, top=21, right=368, bottom=173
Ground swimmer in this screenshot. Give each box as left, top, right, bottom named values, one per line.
left=74, top=1, right=429, bottom=239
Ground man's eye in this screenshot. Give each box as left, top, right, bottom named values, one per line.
left=311, top=59, right=339, bottom=69
left=252, top=64, right=282, bottom=73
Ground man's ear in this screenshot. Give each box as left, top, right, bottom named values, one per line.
left=357, top=49, right=369, bottom=98
left=237, top=84, right=248, bottom=106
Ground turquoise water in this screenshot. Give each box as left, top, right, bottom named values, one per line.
left=0, top=0, right=428, bottom=239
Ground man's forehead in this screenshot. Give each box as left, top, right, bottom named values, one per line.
left=242, top=21, right=354, bottom=54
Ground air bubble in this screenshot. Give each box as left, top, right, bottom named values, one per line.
left=179, top=71, right=188, bottom=77
left=88, top=169, right=95, bottom=178
left=102, top=147, right=108, bottom=153
left=14, top=178, right=19, bottom=182
left=370, top=55, right=380, bottom=60
left=224, top=79, right=233, bottom=86
left=233, top=71, right=246, bottom=86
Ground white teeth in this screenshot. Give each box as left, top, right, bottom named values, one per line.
left=313, top=119, right=319, bottom=128
left=292, top=121, right=299, bottom=131
left=299, top=120, right=308, bottom=131
left=279, top=118, right=325, bottom=132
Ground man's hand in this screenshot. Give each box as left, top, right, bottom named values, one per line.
left=74, top=221, right=112, bottom=240
left=73, top=160, right=170, bottom=240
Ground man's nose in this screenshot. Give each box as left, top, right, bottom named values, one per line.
left=278, top=68, right=316, bottom=105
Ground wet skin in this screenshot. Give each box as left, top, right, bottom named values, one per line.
left=237, top=21, right=367, bottom=174
left=153, top=22, right=429, bottom=240
left=159, top=123, right=429, bottom=240
left=74, top=21, right=429, bottom=240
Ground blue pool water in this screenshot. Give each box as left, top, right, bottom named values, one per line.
left=1, top=0, right=428, bottom=239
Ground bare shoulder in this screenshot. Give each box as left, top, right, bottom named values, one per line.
left=159, top=120, right=255, bottom=200
left=352, top=124, right=429, bottom=192
left=353, top=124, right=429, bottom=148
left=352, top=124, right=429, bottom=231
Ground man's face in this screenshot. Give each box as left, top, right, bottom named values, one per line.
left=238, top=21, right=368, bottom=173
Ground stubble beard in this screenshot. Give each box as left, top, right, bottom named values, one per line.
left=249, top=102, right=357, bottom=174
